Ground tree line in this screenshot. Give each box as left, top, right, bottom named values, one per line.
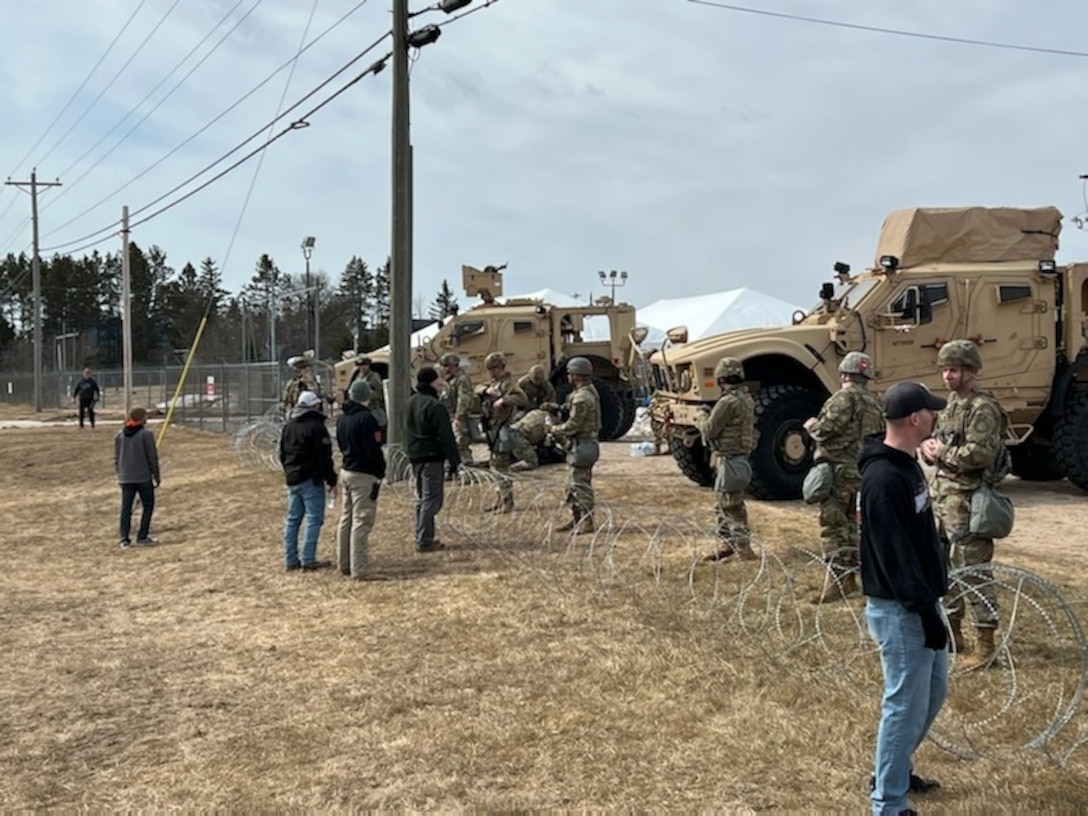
left=0, top=245, right=460, bottom=370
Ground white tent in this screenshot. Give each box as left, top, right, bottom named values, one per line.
left=635, top=288, right=802, bottom=348
left=500, top=288, right=584, bottom=307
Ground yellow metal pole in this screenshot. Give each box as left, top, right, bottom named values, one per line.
left=156, top=315, right=209, bottom=449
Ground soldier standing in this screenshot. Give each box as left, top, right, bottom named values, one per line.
left=695, top=357, right=756, bottom=561
left=439, top=352, right=475, bottom=466
left=282, top=356, right=320, bottom=415
left=804, top=351, right=885, bottom=601
left=921, top=340, right=1009, bottom=671
left=350, top=355, right=386, bottom=427
left=550, top=357, right=601, bottom=534
left=517, top=364, right=557, bottom=412
left=508, top=404, right=562, bottom=470
left=479, top=352, right=527, bottom=513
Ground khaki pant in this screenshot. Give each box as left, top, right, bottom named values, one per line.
left=819, top=463, right=859, bottom=567
left=566, top=464, right=594, bottom=514
left=715, top=489, right=749, bottom=547
left=509, top=429, right=539, bottom=469
left=337, top=469, right=379, bottom=577
left=453, top=419, right=473, bottom=464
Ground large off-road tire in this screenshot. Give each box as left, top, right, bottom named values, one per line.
left=557, top=378, right=622, bottom=441
left=1055, top=389, right=1088, bottom=492
left=1009, top=440, right=1063, bottom=482
left=670, top=436, right=714, bottom=487
left=612, top=389, right=638, bottom=439
left=751, top=385, right=823, bottom=500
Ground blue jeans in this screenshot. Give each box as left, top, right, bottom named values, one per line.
left=867, top=597, right=948, bottom=816
left=119, top=482, right=155, bottom=541
left=284, top=481, right=326, bottom=567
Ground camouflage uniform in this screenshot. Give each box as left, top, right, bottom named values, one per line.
left=282, top=369, right=319, bottom=413
left=440, top=366, right=475, bottom=464
left=481, top=368, right=528, bottom=503
left=932, top=386, right=1008, bottom=629
left=551, top=383, right=601, bottom=516
left=517, top=373, right=557, bottom=412
left=508, top=407, right=557, bottom=469
left=807, top=384, right=884, bottom=566
left=695, top=380, right=755, bottom=550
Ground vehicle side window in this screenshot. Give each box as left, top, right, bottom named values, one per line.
left=996, top=284, right=1032, bottom=304
left=888, top=283, right=948, bottom=325
left=452, top=320, right=485, bottom=345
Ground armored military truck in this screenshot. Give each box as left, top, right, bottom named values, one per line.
left=649, top=206, right=1088, bottom=499
left=334, top=264, right=648, bottom=440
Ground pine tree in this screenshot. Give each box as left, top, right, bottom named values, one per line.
left=429, top=278, right=459, bottom=321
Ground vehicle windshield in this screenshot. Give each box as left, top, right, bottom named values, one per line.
left=804, top=277, right=883, bottom=316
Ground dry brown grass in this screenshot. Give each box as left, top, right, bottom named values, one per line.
left=2, top=405, right=1088, bottom=810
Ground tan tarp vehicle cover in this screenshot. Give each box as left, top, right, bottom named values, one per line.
left=874, top=206, right=1062, bottom=268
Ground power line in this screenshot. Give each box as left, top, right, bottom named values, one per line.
left=37, top=0, right=374, bottom=245
left=685, top=0, right=1088, bottom=59
left=42, top=0, right=258, bottom=213
left=36, top=0, right=185, bottom=169
left=0, top=0, right=149, bottom=219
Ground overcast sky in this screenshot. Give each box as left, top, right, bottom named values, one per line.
left=1, top=0, right=1086, bottom=313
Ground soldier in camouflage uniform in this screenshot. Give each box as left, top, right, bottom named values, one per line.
left=479, top=352, right=528, bottom=513
left=695, top=357, right=756, bottom=561
left=282, top=356, right=320, bottom=415
left=921, top=339, right=1009, bottom=671
left=350, top=356, right=386, bottom=427
left=550, top=357, right=601, bottom=534
left=517, top=364, right=557, bottom=413
left=439, top=352, right=475, bottom=465
left=804, top=351, right=885, bottom=601
left=508, top=404, right=562, bottom=470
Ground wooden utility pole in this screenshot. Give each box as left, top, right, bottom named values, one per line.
left=120, top=206, right=133, bottom=417
left=5, top=169, right=62, bottom=412
left=388, top=0, right=412, bottom=446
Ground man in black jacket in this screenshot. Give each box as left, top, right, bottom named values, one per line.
left=73, top=368, right=101, bottom=429
left=860, top=381, right=949, bottom=816
left=279, top=390, right=338, bottom=571
left=335, top=379, right=386, bottom=579
left=405, top=367, right=461, bottom=552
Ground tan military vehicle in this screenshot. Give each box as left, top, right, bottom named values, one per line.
left=334, top=264, right=649, bottom=440
left=649, top=206, right=1088, bottom=499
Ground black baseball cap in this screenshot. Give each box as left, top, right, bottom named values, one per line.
left=417, top=367, right=439, bottom=385
left=882, top=381, right=946, bottom=420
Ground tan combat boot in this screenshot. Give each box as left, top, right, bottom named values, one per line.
left=573, top=513, right=596, bottom=535
left=485, top=495, right=514, bottom=514
left=809, top=570, right=858, bottom=604
left=958, top=628, right=997, bottom=671
left=734, top=542, right=758, bottom=561
left=948, top=617, right=969, bottom=655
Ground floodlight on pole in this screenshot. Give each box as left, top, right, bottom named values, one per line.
left=597, top=268, right=628, bottom=301
left=301, top=236, right=317, bottom=361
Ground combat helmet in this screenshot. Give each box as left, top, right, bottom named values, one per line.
left=439, top=352, right=460, bottom=366
left=714, top=357, right=744, bottom=381
left=566, top=357, right=593, bottom=376
left=838, top=351, right=874, bottom=379
left=354, top=355, right=373, bottom=366
left=287, top=355, right=311, bottom=368
left=484, top=352, right=506, bottom=368
left=937, top=339, right=982, bottom=372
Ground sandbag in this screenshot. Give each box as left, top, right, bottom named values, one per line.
left=802, top=461, right=835, bottom=505
left=969, top=483, right=1014, bottom=539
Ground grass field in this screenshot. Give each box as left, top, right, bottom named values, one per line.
left=2, top=409, right=1087, bottom=810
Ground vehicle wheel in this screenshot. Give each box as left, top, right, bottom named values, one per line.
left=557, top=378, right=622, bottom=441
left=751, top=385, right=823, bottom=500
left=670, top=436, right=714, bottom=487
left=1055, top=389, right=1088, bottom=492
left=1009, top=440, right=1063, bottom=482
left=612, top=389, right=638, bottom=439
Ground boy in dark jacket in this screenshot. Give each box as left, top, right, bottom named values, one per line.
left=279, top=390, right=338, bottom=571
left=115, top=406, right=160, bottom=547
left=860, top=381, right=949, bottom=815
left=335, top=379, right=386, bottom=579
left=405, top=367, right=460, bottom=552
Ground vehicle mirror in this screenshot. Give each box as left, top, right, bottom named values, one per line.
left=666, top=326, right=688, bottom=345
left=630, top=326, right=649, bottom=345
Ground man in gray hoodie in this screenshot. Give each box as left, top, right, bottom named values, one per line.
left=115, top=406, right=161, bottom=547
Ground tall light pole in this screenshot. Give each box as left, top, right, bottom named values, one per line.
left=597, top=269, right=629, bottom=301
left=301, top=235, right=317, bottom=359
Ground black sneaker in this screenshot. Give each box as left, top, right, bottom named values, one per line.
left=285, top=563, right=301, bottom=571
left=300, top=560, right=332, bottom=572
left=416, top=541, right=446, bottom=553
left=869, top=773, right=941, bottom=794
left=119, top=539, right=132, bottom=549
left=135, top=537, right=158, bottom=546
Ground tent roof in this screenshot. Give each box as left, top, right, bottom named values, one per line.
left=636, top=288, right=801, bottom=347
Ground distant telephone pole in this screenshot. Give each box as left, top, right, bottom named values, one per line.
left=5, top=169, right=62, bottom=412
